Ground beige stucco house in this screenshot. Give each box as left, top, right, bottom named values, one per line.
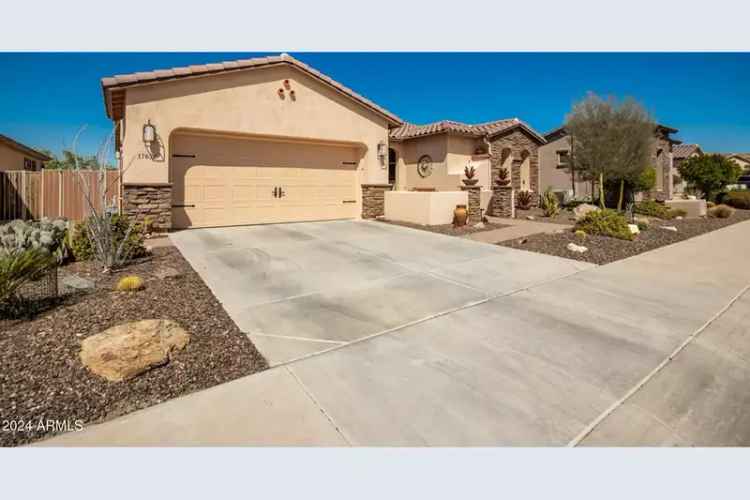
left=724, top=153, right=750, bottom=171
left=389, top=119, right=546, bottom=212
left=0, top=134, right=50, bottom=172
left=102, top=54, right=546, bottom=230
left=539, top=124, right=681, bottom=202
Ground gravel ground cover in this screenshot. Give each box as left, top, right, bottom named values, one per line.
left=498, top=209, right=750, bottom=265
left=378, top=219, right=510, bottom=236
left=515, top=207, right=577, bottom=225
left=0, top=247, right=267, bottom=447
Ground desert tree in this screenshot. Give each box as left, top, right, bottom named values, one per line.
left=677, top=153, right=742, bottom=201
left=70, top=126, right=139, bottom=272
left=565, top=92, right=655, bottom=209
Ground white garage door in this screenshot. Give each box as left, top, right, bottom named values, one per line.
left=171, top=133, right=360, bottom=229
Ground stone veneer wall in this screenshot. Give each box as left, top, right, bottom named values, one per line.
left=460, top=185, right=482, bottom=224
left=648, top=135, right=674, bottom=201
left=123, top=183, right=172, bottom=232
left=492, top=186, right=515, bottom=218
left=489, top=129, right=541, bottom=210
left=361, top=183, right=393, bottom=219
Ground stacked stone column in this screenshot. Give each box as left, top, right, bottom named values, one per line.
left=492, top=185, right=515, bottom=218
left=361, top=183, right=393, bottom=219
left=123, top=183, right=172, bottom=232
left=460, top=185, right=482, bottom=225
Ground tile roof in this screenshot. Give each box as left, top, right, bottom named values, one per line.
left=0, top=133, right=51, bottom=161
left=102, top=53, right=402, bottom=125
left=672, top=143, right=702, bottom=159
left=724, top=152, right=750, bottom=163
left=390, top=118, right=546, bottom=143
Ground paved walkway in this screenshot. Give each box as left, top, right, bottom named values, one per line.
left=467, top=216, right=572, bottom=244
left=40, top=219, right=750, bottom=446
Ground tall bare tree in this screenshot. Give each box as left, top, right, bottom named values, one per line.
left=565, top=93, right=655, bottom=209
left=71, top=126, right=139, bottom=272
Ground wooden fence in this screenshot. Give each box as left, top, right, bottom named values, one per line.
left=0, top=170, right=120, bottom=222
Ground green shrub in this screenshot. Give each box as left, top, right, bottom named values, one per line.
left=71, top=214, right=147, bottom=262
left=634, top=167, right=657, bottom=193
left=634, top=200, right=684, bottom=220
left=0, top=248, right=56, bottom=305
left=540, top=188, right=560, bottom=217
left=708, top=204, right=734, bottom=219
left=574, top=209, right=634, bottom=240
left=724, top=191, right=750, bottom=209
left=707, top=201, right=716, bottom=209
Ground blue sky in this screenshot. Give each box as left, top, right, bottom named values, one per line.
left=1, top=52, right=748, bottom=156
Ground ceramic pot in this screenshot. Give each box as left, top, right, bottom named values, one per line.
left=454, top=204, right=468, bottom=226
left=462, top=178, right=479, bottom=186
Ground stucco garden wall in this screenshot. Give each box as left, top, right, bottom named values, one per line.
left=384, top=190, right=467, bottom=225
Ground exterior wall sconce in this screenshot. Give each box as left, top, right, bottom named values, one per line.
left=377, top=141, right=387, bottom=160
left=143, top=120, right=156, bottom=144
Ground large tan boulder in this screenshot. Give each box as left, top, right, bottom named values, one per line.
left=80, top=319, right=190, bottom=382
left=573, top=203, right=600, bottom=220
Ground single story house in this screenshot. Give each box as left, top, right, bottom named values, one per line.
left=723, top=153, right=750, bottom=171
left=101, top=54, right=545, bottom=230
left=539, top=124, right=681, bottom=202
left=389, top=119, right=546, bottom=212
left=0, top=134, right=50, bottom=172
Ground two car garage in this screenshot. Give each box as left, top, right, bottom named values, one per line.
left=170, top=132, right=362, bottom=229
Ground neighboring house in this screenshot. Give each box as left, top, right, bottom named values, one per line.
left=539, top=124, right=681, bottom=201
left=388, top=119, right=546, bottom=211
left=723, top=153, right=750, bottom=171
left=672, top=143, right=704, bottom=194
left=101, top=53, right=546, bottom=230
left=0, top=134, right=50, bottom=172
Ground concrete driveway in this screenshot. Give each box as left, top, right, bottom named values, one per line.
left=42, top=219, right=750, bottom=446
left=169, top=220, right=592, bottom=365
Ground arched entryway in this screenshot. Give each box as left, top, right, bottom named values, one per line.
left=388, top=148, right=397, bottom=185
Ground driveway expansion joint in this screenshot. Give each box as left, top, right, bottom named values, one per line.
left=286, top=366, right=352, bottom=446
left=567, top=283, right=750, bottom=447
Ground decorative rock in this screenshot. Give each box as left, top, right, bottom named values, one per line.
left=154, top=267, right=182, bottom=280
left=675, top=216, right=683, bottom=220
left=628, top=224, right=640, bottom=235
left=473, top=222, right=485, bottom=229
left=567, top=242, right=588, bottom=253
left=526, top=215, right=536, bottom=221
left=661, top=225, right=678, bottom=232
left=61, top=274, right=95, bottom=292
left=80, top=319, right=190, bottom=382
left=573, top=203, right=599, bottom=220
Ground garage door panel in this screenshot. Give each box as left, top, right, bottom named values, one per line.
left=172, top=134, right=360, bottom=229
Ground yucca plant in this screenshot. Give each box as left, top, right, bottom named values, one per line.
left=540, top=187, right=560, bottom=217
left=0, top=248, right=56, bottom=305
left=516, top=190, right=534, bottom=210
